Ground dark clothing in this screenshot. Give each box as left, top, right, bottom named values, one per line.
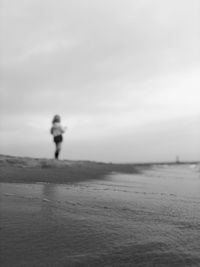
left=54, top=135, right=63, bottom=144
left=55, top=151, right=59, bottom=159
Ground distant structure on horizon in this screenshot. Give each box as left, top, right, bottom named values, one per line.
left=176, top=155, right=180, bottom=164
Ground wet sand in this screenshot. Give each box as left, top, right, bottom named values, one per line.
left=0, top=156, right=200, bottom=266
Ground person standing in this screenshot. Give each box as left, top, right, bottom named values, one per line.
left=50, top=115, right=67, bottom=159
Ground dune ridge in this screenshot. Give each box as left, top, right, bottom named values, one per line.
left=0, top=154, right=199, bottom=185
left=0, top=154, right=145, bottom=184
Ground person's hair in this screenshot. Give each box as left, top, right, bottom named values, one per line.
left=52, top=114, right=61, bottom=123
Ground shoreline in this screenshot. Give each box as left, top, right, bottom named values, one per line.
left=0, top=154, right=199, bottom=185
left=1, top=155, right=200, bottom=266
left=0, top=154, right=143, bottom=184
left=1, top=163, right=200, bottom=267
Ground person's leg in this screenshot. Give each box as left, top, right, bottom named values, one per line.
left=54, top=146, right=58, bottom=159
left=55, top=142, right=62, bottom=159
left=57, top=142, right=62, bottom=159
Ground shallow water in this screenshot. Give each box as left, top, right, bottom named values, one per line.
left=1, top=165, right=200, bottom=266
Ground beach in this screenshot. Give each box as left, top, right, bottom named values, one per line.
left=0, top=155, right=200, bottom=267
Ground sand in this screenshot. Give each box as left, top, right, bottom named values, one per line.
left=0, top=155, right=200, bottom=267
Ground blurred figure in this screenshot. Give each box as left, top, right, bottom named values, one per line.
left=50, top=115, right=67, bottom=159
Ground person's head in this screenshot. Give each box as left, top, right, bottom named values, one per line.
left=52, top=114, right=61, bottom=123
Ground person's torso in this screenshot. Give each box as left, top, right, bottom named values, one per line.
left=51, top=123, right=63, bottom=137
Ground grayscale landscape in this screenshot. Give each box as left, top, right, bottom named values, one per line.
left=1, top=0, right=200, bottom=266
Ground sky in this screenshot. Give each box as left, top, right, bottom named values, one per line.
left=0, top=0, right=200, bottom=162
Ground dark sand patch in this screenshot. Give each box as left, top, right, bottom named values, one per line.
left=0, top=154, right=152, bottom=184
left=1, top=154, right=198, bottom=185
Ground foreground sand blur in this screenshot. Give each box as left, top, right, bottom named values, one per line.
left=0, top=155, right=200, bottom=267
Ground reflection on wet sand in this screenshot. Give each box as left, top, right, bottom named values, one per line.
left=40, top=183, right=57, bottom=216
left=1, top=164, right=200, bottom=267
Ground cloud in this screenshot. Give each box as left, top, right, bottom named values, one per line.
left=1, top=0, right=200, bottom=160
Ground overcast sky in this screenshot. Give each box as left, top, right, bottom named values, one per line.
left=0, top=0, right=200, bottom=162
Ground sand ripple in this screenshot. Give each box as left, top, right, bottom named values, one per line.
left=1, top=164, right=200, bottom=266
